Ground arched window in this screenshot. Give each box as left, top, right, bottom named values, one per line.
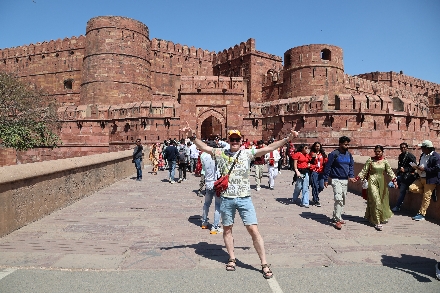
left=321, top=49, right=331, bottom=61
left=64, top=79, right=73, bottom=90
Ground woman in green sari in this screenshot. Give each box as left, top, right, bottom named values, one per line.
left=356, top=145, right=398, bottom=231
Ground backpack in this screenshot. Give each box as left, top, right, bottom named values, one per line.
left=178, top=146, right=186, bottom=163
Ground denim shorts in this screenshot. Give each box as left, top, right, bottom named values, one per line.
left=220, top=196, right=258, bottom=226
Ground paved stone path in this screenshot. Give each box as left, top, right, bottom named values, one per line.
left=0, top=166, right=439, bottom=292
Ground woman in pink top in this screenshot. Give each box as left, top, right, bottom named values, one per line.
left=309, top=142, right=328, bottom=207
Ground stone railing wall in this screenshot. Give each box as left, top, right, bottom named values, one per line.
left=0, top=150, right=138, bottom=237
left=349, top=156, right=440, bottom=221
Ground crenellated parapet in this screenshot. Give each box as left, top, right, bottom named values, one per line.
left=58, top=101, right=178, bottom=122
left=151, top=38, right=215, bottom=61
left=356, top=71, right=440, bottom=97
left=344, top=74, right=430, bottom=106
left=179, top=76, right=244, bottom=93
left=0, top=35, right=85, bottom=59
left=213, top=38, right=256, bottom=64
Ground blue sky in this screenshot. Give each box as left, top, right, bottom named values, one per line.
left=1, top=0, right=439, bottom=84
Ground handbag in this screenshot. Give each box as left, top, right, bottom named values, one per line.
left=213, top=151, right=241, bottom=197
left=402, top=172, right=418, bottom=185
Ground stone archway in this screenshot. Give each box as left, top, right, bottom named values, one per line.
left=197, top=109, right=226, bottom=140
left=201, top=116, right=222, bottom=140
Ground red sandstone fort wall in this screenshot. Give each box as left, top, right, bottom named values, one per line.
left=0, top=36, right=85, bottom=105
left=213, top=39, right=283, bottom=104
left=150, top=39, right=215, bottom=101
left=1, top=15, right=440, bottom=166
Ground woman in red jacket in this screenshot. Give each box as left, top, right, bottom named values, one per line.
left=309, top=142, right=328, bottom=207
left=292, top=144, right=312, bottom=207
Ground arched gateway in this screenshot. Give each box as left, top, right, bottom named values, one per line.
left=197, top=109, right=226, bottom=140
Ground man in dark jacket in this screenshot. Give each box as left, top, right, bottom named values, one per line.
left=164, top=140, right=179, bottom=183
left=323, top=136, right=357, bottom=230
left=133, top=139, right=144, bottom=181
left=409, top=140, right=440, bottom=221
left=392, top=142, right=417, bottom=212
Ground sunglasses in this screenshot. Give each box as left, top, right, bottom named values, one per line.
left=229, top=138, right=241, bottom=142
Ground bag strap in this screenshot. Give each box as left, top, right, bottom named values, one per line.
left=227, top=150, right=242, bottom=175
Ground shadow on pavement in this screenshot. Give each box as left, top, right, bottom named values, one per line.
left=299, top=211, right=334, bottom=227
left=381, top=254, right=437, bottom=282
left=343, top=213, right=371, bottom=227
left=160, top=242, right=257, bottom=272
left=275, top=197, right=295, bottom=205
left=188, top=215, right=202, bottom=227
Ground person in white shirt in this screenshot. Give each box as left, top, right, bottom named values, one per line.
left=189, top=141, right=199, bottom=173
left=265, top=148, right=281, bottom=190
left=200, top=142, right=222, bottom=234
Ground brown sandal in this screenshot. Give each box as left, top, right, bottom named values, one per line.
left=226, top=259, right=236, bottom=271
left=261, top=264, right=273, bottom=279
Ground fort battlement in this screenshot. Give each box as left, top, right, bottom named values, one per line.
left=356, top=71, right=440, bottom=97
left=344, top=74, right=430, bottom=107
left=213, top=38, right=256, bottom=64
left=0, top=36, right=85, bottom=58
left=151, top=39, right=215, bottom=61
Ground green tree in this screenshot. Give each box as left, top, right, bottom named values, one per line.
left=0, top=72, right=61, bottom=151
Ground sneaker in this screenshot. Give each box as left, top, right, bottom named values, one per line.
left=170, top=180, right=175, bottom=184
left=300, top=204, right=309, bottom=208
left=201, top=222, right=209, bottom=229
left=432, top=189, right=437, bottom=202
left=136, top=178, right=141, bottom=181
left=270, top=187, right=274, bottom=190
left=315, top=201, right=321, bottom=207
left=256, top=187, right=261, bottom=191
left=391, top=206, right=400, bottom=212
left=412, top=214, right=425, bottom=221
left=197, top=192, right=204, bottom=197
left=177, top=178, right=182, bottom=183
left=335, top=221, right=342, bottom=230
left=183, top=178, right=187, bottom=181
left=210, top=226, right=223, bottom=234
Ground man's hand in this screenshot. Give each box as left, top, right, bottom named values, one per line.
left=349, top=177, right=357, bottom=183
left=179, top=121, right=194, bottom=138
left=324, top=182, right=328, bottom=188
left=287, top=129, right=299, bottom=141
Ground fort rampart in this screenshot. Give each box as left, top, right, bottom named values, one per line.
left=0, top=150, right=136, bottom=237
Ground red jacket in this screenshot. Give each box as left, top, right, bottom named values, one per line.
left=292, top=152, right=310, bottom=169
left=309, top=152, right=328, bottom=173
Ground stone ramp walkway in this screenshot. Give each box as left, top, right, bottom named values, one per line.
left=0, top=167, right=439, bottom=273
left=0, top=170, right=440, bottom=292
